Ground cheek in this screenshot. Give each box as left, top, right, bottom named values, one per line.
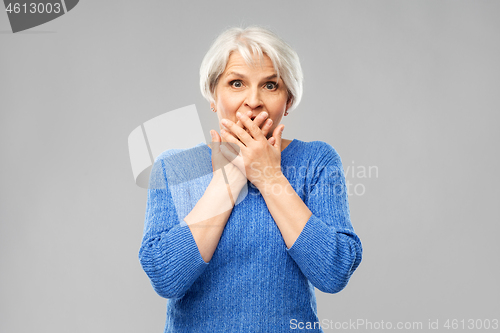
left=268, top=92, right=289, bottom=108
left=267, top=99, right=288, bottom=115
left=217, top=92, right=240, bottom=112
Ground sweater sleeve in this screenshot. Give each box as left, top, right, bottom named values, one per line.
left=285, top=143, right=362, bottom=294
left=138, top=155, right=209, bottom=299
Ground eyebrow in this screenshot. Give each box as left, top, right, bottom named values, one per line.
left=225, top=72, right=278, bottom=81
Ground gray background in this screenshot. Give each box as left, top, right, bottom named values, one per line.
left=1, top=1, right=499, bottom=332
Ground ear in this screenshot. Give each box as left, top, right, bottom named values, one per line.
left=285, top=95, right=293, bottom=111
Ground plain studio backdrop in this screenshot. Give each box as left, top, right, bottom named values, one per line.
left=1, top=1, right=499, bottom=332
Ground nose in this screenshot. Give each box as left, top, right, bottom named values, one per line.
left=244, top=87, right=262, bottom=110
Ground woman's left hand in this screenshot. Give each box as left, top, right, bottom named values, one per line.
left=219, top=111, right=285, bottom=191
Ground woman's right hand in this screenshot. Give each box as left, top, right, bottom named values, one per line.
left=210, top=110, right=274, bottom=191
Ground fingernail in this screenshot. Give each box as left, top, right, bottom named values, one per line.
left=236, top=111, right=241, bottom=118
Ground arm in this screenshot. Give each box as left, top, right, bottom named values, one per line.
left=138, top=156, right=243, bottom=299
left=185, top=168, right=245, bottom=262
left=259, top=144, right=362, bottom=294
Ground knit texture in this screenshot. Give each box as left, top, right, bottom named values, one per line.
left=138, top=139, right=362, bottom=333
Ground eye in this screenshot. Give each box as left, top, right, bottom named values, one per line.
left=230, top=80, right=243, bottom=88
left=265, top=82, right=278, bottom=90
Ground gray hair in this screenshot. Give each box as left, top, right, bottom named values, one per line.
left=199, top=26, right=303, bottom=113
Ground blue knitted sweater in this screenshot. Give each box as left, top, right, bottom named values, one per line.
left=138, top=139, right=362, bottom=333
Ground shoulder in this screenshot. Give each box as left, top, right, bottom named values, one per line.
left=150, top=144, right=209, bottom=185
left=154, top=148, right=184, bottom=164
left=302, top=141, right=346, bottom=185
left=292, top=139, right=342, bottom=163
left=154, top=143, right=208, bottom=165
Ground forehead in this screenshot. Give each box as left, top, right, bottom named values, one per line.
left=223, top=51, right=276, bottom=75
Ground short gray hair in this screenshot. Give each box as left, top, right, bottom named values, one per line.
left=199, top=26, right=303, bottom=113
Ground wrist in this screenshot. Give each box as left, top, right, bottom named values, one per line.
left=211, top=168, right=246, bottom=196
left=256, top=172, right=288, bottom=194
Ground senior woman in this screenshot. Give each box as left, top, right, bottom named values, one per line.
left=139, top=26, right=362, bottom=333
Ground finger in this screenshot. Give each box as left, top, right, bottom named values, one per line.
left=221, top=117, right=253, bottom=146
left=235, top=111, right=267, bottom=142
left=223, top=137, right=240, bottom=156
left=235, top=110, right=253, bottom=130
left=219, top=126, right=239, bottom=155
left=220, top=142, right=239, bottom=163
left=225, top=113, right=274, bottom=149
left=260, top=116, right=273, bottom=139
left=219, top=122, right=242, bottom=156
left=272, top=125, right=285, bottom=150
left=210, top=129, right=223, bottom=172
left=248, top=111, right=273, bottom=138
left=210, top=130, right=220, bottom=151
left=235, top=110, right=269, bottom=137
left=220, top=127, right=245, bottom=152
left=212, top=130, right=238, bottom=158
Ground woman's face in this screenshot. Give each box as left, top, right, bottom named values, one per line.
left=212, top=51, right=291, bottom=140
